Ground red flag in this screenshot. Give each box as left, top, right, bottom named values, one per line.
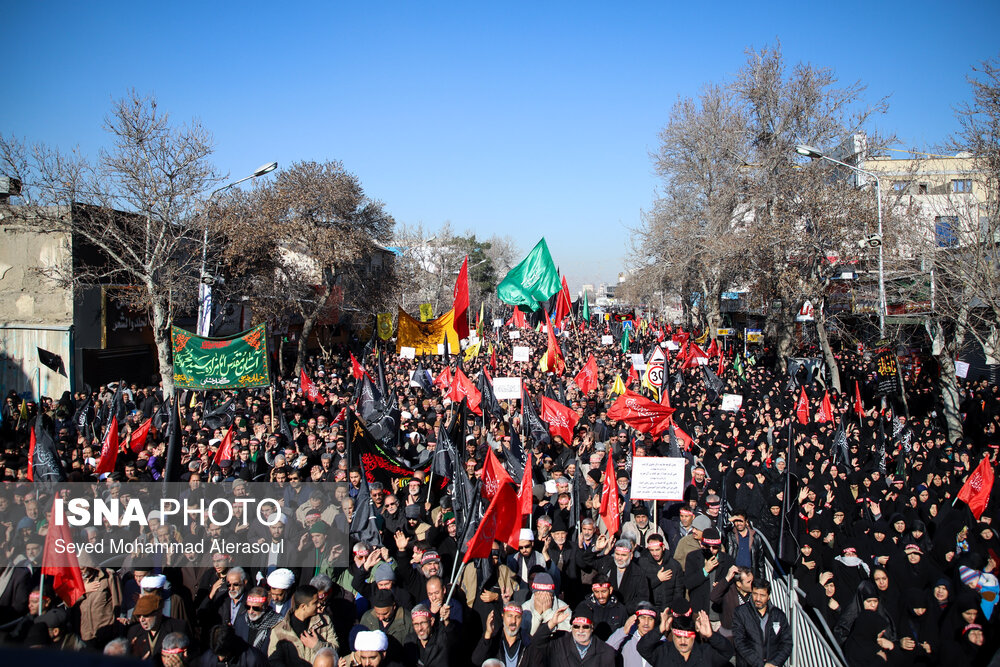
left=796, top=387, right=810, bottom=425
left=481, top=446, right=515, bottom=502
left=434, top=366, right=453, bottom=390
left=42, top=500, right=85, bottom=606
left=27, top=428, right=35, bottom=482
left=853, top=381, right=865, bottom=417
left=95, top=416, right=120, bottom=476
left=817, top=391, right=834, bottom=423
left=453, top=256, right=470, bottom=340
left=350, top=353, right=368, bottom=381
left=606, top=390, right=675, bottom=435
left=541, top=310, right=565, bottom=375
left=716, top=353, right=725, bottom=377
left=489, top=346, right=498, bottom=370
left=213, top=426, right=235, bottom=467
left=448, top=368, right=482, bottom=416
left=128, top=417, right=153, bottom=453
left=627, top=365, right=639, bottom=387
left=957, top=456, right=994, bottom=519
left=517, top=451, right=533, bottom=518
left=598, top=453, right=620, bottom=537
left=300, top=369, right=327, bottom=405
left=464, top=481, right=519, bottom=563
left=507, top=307, right=527, bottom=328
left=540, top=396, right=580, bottom=443
left=706, top=338, right=721, bottom=358
left=553, top=275, right=572, bottom=329
left=670, top=419, right=694, bottom=450
left=683, top=343, right=708, bottom=369
left=574, top=355, right=599, bottom=395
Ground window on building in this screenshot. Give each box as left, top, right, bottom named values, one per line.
left=935, top=216, right=959, bottom=247
left=918, top=183, right=928, bottom=194
left=893, top=181, right=911, bottom=192
left=951, top=179, right=972, bottom=193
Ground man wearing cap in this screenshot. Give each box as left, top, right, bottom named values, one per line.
left=636, top=608, right=733, bottom=666
left=732, top=580, right=791, bottom=667
left=508, top=528, right=550, bottom=587
left=401, top=602, right=453, bottom=666
left=472, top=602, right=533, bottom=666
left=672, top=514, right=712, bottom=572
left=128, top=593, right=190, bottom=659
left=606, top=601, right=661, bottom=667
left=683, top=527, right=734, bottom=618
left=268, top=584, right=337, bottom=667
left=530, top=605, right=620, bottom=666
left=620, top=505, right=664, bottom=550
left=522, top=572, right=572, bottom=635
left=38, top=607, right=87, bottom=651
left=360, top=588, right=413, bottom=656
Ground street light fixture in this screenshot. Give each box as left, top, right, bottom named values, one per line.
left=197, top=161, right=278, bottom=337
left=795, top=144, right=885, bottom=338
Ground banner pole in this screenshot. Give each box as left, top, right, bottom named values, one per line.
left=269, top=386, right=275, bottom=433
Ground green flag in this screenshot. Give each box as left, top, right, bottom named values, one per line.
left=621, top=328, right=630, bottom=354
left=582, top=289, right=590, bottom=326
left=496, top=238, right=561, bottom=311
left=734, top=352, right=745, bottom=381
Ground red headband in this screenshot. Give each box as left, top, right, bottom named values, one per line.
left=503, top=605, right=523, bottom=615
left=963, top=623, right=982, bottom=635
left=161, top=647, right=186, bottom=655
left=636, top=609, right=657, bottom=618
left=572, top=617, right=593, bottom=626
left=672, top=628, right=696, bottom=638
left=247, top=595, right=267, bottom=606
left=701, top=538, right=722, bottom=546
left=411, top=609, right=432, bottom=619
left=532, top=582, right=556, bottom=592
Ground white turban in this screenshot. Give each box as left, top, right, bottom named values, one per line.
left=354, top=630, right=389, bottom=652
left=140, top=574, right=166, bottom=589
left=267, top=568, right=295, bottom=590
left=519, top=529, right=535, bottom=543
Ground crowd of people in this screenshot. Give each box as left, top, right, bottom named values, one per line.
left=0, top=319, right=998, bottom=666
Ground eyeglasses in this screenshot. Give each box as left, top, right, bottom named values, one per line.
left=572, top=624, right=591, bottom=630
left=385, top=502, right=397, bottom=507
left=246, top=605, right=265, bottom=612
left=228, top=582, right=244, bottom=588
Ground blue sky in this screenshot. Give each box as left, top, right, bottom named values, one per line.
left=4, top=1, right=998, bottom=292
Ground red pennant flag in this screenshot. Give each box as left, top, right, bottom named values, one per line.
left=669, top=419, right=694, bottom=450
left=350, top=353, right=368, bottom=381
left=541, top=310, right=565, bottom=375
left=853, top=381, right=865, bottom=417
left=27, top=427, right=36, bottom=482
left=453, top=256, right=470, bottom=340
left=464, top=481, right=519, bottom=563
left=574, top=355, right=599, bottom=395
left=539, top=396, right=580, bottom=444
left=42, top=499, right=85, bottom=606
left=517, top=451, right=533, bottom=518
left=816, top=391, right=834, bottom=423
left=95, top=416, right=120, bottom=476
left=300, top=368, right=327, bottom=405
left=796, top=387, right=810, bottom=425
left=448, top=368, right=483, bottom=416
left=540, top=396, right=580, bottom=443
left=128, top=417, right=153, bottom=453
left=598, top=453, right=621, bottom=537
left=706, top=338, right=720, bottom=358
left=606, top=390, right=675, bottom=435
left=553, top=276, right=572, bottom=329
left=489, top=347, right=498, bottom=370
left=213, top=426, right=235, bottom=467
left=957, top=456, right=994, bottom=519
left=627, top=365, right=639, bottom=387
left=716, top=353, right=725, bottom=377
left=481, top=446, right=515, bottom=502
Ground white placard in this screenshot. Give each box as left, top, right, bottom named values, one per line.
left=509, top=330, right=521, bottom=339
left=665, top=341, right=679, bottom=351
left=631, top=457, right=686, bottom=501
left=399, top=346, right=416, bottom=359
left=469, top=335, right=479, bottom=345
left=956, top=360, right=970, bottom=378
left=493, top=318, right=503, bottom=328
left=631, top=354, right=646, bottom=371
left=721, top=394, right=744, bottom=412
left=493, top=377, right=522, bottom=400
left=437, top=343, right=445, bottom=355
left=601, top=335, right=613, bottom=345
left=513, top=346, right=531, bottom=362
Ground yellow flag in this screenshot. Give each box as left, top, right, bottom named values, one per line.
left=611, top=374, right=626, bottom=395
left=189, top=390, right=198, bottom=408
left=377, top=313, right=394, bottom=340
left=396, top=307, right=460, bottom=356
left=419, top=303, right=434, bottom=322
left=464, top=340, right=481, bottom=361
left=19, top=399, right=28, bottom=421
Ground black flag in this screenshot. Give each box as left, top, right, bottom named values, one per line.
left=411, top=363, right=435, bottom=397
left=358, top=374, right=399, bottom=451
left=203, top=394, right=237, bottom=431
left=347, top=409, right=427, bottom=490
left=475, top=372, right=504, bottom=423
left=701, top=366, right=724, bottom=404
left=350, top=445, right=383, bottom=547
left=37, top=348, right=66, bottom=377
left=831, top=426, right=850, bottom=467
left=376, top=347, right=389, bottom=398
left=521, top=388, right=550, bottom=446
left=30, top=415, right=67, bottom=483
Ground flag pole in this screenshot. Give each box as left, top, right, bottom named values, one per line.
left=269, top=385, right=275, bottom=433
left=38, top=573, right=44, bottom=616
left=426, top=470, right=434, bottom=503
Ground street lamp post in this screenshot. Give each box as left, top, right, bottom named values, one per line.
left=796, top=145, right=885, bottom=338
left=196, top=161, right=278, bottom=337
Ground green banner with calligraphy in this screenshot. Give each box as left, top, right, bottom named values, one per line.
left=171, top=324, right=270, bottom=390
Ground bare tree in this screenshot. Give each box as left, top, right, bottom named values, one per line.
left=0, top=91, right=220, bottom=398
left=218, top=161, right=396, bottom=375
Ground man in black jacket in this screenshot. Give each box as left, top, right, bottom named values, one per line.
left=634, top=534, right=684, bottom=612
left=531, top=606, right=621, bottom=666
left=683, top=528, right=734, bottom=619
left=401, top=603, right=453, bottom=667
left=731, top=580, right=792, bottom=667
left=583, top=538, right=651, bottom=611
left=724, top=509, right=766, bottom=582
left=471, top=604, right=532, bottom=666
left=636, top=608, right=734, bottom=666
left=576, top=575, right=627, bottom=641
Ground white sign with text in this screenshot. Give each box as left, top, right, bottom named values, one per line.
left=492, top=377, right=523, bottom=400
left=513, top=346, right=531, bottom=362
left=630, top=457, right=687, bottom=501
